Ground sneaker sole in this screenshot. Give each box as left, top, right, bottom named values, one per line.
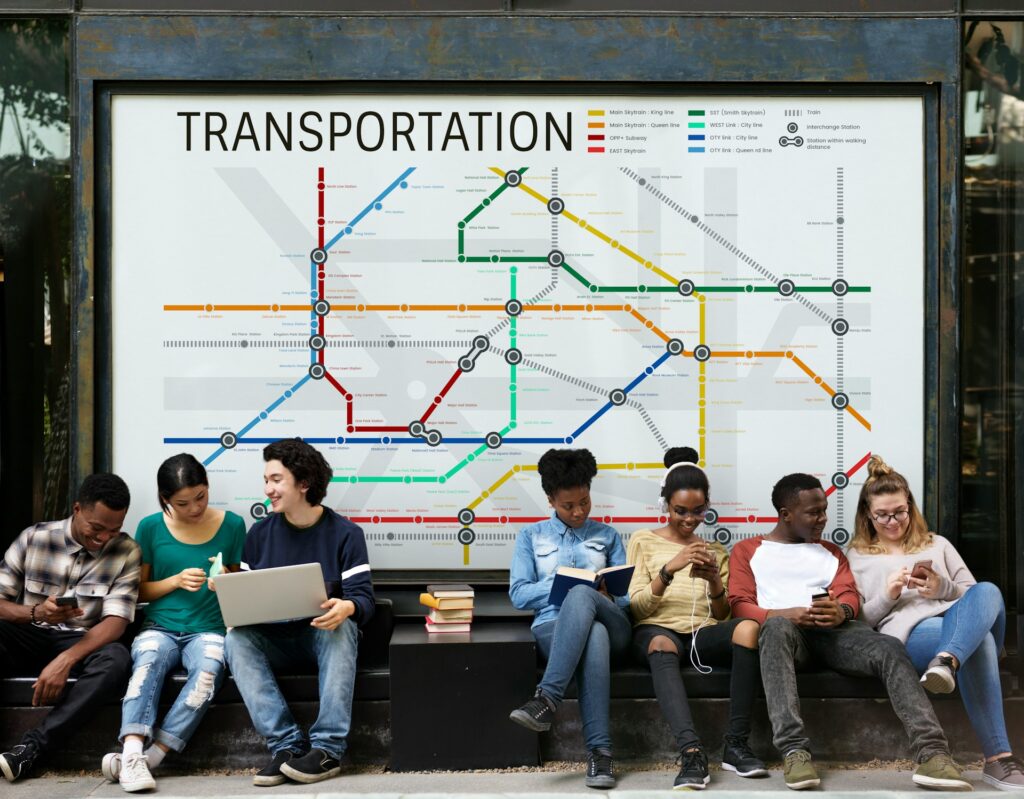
left=722, top=762, right=769, bottom=778
left=509, top=709, right=551, bottom=732
left=785, top=777, right=821, bottom=790
left=920, top=669, right=956, bottom=694
left=120, top=776, right=156, bottom=792
left=253, top=773, right=289, bottom=787
left=912, top=774, right=973, bottom=791
left=673, top=776, right=710, bottom=790
left=278, top=763, right=341, bottom=784
left=101, top=753, right=121, bottom=783
left=981, top=772, right=1024, bottom=791
left=0, top=754, right=17, bottom=783
left=584, top=776, right=616, bottom=789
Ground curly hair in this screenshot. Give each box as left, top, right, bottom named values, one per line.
left=263, top=438, right=333, bottom=506
left=770, top=473, right=823, bottom=513
left=851, top=455, right=931, bottom=555
left=660, top=445, right=709, bottom=503
left=77, top=473, right=131, bottom=511
left=537, top=448, right=598, bottom=497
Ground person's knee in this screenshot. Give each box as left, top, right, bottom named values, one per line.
left=646, top=635, right=678, bottom=656
left=733, top=619, right=760, bottom=650
left=563, top=584, right=599, bottom=611
left=224, top=627, right=256, bottom=661
left=760, top=615, right=797, bottom=642
left=970, top=581, right=1005, bottom=610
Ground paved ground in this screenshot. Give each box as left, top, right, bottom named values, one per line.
left=7, top=763, right=1005, bottom=797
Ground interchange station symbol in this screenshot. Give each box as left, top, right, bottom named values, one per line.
left=163, top=163, right=873, bottom=560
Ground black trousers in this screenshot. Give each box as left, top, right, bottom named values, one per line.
left=0, top=620, right=130, bottom=753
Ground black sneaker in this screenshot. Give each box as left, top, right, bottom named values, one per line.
left=253, top=749, right=300, bottom=787
left=0, top=743, right=39, bottom=783
left=674, top=746, right=710, bottom=790
left=509, top=688, right=556, bottom=732
left=586, top=748, right=616, bottom=789
left=721, top=735, right=768, bottom=778
left=279, top=748, right=341, bottom=784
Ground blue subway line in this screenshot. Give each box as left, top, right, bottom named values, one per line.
left=571, top=352, right=672, bottom=440
left=323, top=167, right=416, bottom=251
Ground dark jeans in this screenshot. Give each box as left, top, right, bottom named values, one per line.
left=634, top=620, right=759, bottom=751
left=0, top=620, right=131, bottom=753
left=758, top=617, right=949, bottom=761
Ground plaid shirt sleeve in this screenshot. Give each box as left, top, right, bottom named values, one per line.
left=0, top=526, right=30, bottom=601
left=98, top=537, right=142, bottom=622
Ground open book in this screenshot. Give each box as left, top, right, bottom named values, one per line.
left=548, top=564, right=634, bottom=606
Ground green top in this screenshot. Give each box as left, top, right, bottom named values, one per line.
left=136, top=510, right=246, bottom=635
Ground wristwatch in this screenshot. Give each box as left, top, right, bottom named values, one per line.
left=658, top=565, right=674, bottom=585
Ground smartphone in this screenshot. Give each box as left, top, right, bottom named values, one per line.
left=55, top=595, right=79, bottom=608
left=910, top=560, right=932, bottom=580
left=810, top=591, right=830, bottom=602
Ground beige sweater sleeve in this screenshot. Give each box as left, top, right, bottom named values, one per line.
left=627, top=531, right=662, bottom=621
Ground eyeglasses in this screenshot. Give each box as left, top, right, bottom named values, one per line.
left=871, top=510, right=909, bottom=524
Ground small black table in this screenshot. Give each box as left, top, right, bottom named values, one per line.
left=389, top=622, right=540, bottom=771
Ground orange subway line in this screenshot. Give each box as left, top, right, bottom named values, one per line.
left=848, top=407, right=872, bottom=431
left=628, top=308, right=670, bottom=342
left=164, top=305, right=204, bottom=311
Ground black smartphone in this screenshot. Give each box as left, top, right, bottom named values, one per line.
left=810, top=591, right=830, bottom=602
left=55, top=595, right=79, bottom=608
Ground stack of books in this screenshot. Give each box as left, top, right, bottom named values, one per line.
left=419, top=583, right=474, bottom=633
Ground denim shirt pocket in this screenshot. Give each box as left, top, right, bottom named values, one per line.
left=582, top=540, right=608, bottom=572
left=532, top=540, right=559, bottom=580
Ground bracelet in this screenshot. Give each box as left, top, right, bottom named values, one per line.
left=30, top=604, right=39, bottom=624
left=708, top=587, right=726, bottom=601
left=658, top=565, right=674, bottom=585
left=840, top=603, right=854, bottom=622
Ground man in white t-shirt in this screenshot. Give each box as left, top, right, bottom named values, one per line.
left=728, top=473, right=969, bottom=792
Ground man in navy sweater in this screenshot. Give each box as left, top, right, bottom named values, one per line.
left=224, top=438, right=374, bottom=786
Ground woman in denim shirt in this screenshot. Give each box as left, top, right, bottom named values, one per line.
left=508, top=448, right=631, bottom=789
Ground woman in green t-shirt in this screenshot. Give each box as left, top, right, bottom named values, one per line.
left=101, top=453, right=246, bottom=793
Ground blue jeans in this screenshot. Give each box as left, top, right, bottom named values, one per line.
left=533, top=585, right=632, bottom=751
left=224, top=620, right=359, bottom=759
left=120, top=627, right=226, bottom=751
left=904, top=582, right=1010, bottom=758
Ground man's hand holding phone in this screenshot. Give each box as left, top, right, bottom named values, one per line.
left=36, top=594, right=83, bottom=625
left=809, top=590, right=845, bottom=628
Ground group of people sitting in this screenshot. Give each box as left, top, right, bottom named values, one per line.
left=507, top=447, right=1022, bottom=792
left=0, top=439, right=1019, bottom=793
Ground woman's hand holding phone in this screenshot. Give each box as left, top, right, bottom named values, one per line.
left=886, top=567, right=911, bottom=600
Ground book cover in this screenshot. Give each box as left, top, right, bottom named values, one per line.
left=547, top=564, right=635, bottom=606
left=419, top=592, right=474, bottom=610
left=426, top=583, right=475, bottom=598
left=424, top=617, right=472, bottom=634
left=427, top=607, right=474, bottom=623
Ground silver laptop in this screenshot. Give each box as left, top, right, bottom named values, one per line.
left=214, top=563, right=328, bottom=627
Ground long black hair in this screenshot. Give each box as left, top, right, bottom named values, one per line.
left=157, top=453, right=208, bottom=514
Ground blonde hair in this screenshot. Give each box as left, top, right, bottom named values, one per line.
left=851, top=455, right=932, bottom=555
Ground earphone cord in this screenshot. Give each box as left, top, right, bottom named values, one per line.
left=689, top=575, right=713, bottom=675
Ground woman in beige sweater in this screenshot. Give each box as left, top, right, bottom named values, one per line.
left=626, top=446, right=764, bottom=790
left=849, top=456, right=1022, bottom=791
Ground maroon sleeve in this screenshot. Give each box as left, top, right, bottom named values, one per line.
left=823, top=541, right=861, bottom=617
left=728, top=537, right=768, bottom=624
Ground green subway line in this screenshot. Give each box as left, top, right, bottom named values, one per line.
left=445, top=443, right=490, bottom=480
left=561, top=262, right=592, bottom=289
left=457, top=227, right=464, bottom=256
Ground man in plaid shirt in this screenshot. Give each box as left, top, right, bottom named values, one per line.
left=0, top=473, right=141, bottom=783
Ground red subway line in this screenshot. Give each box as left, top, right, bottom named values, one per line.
left=420, top=368, right=464, bottom=423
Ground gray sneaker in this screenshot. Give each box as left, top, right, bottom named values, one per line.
left=920, top=655, right=957, bottom=694
left=983, top=756, right=1024, bottom=791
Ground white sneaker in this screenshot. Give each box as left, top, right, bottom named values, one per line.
left=101, top=752, right=121, bottom=782
left=118, top=753, right=155, bottom=793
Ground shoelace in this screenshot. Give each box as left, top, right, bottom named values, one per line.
left=996, top=756, right=1024, bottom=775
left=589, top=752, right=613, bottom=776
left=787, top=750, right=812, bottom=766
left=726, top=738, right=758, bottom=760
left=678, top=748, right=705, bottom=772
left=122, top=755, right=149, bottom=778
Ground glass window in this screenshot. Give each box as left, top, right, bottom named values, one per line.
left=963, top=20, right=1023, bottom=622
left=0, top=17, right=71, bottom=543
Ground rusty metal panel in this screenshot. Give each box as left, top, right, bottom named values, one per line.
left=74, top=16, right=958, bottom=83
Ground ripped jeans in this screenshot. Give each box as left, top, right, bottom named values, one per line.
left=119, top=627, right=227, bottom=752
